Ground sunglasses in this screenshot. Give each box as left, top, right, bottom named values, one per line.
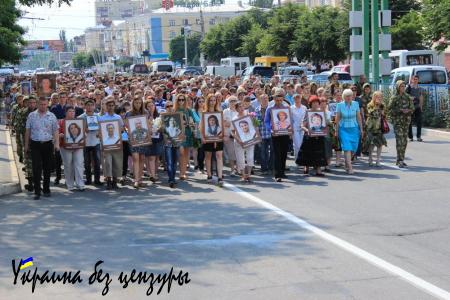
left=166, top=105, right=173, bottom=108
left=178, top=98, right=185, bottom=101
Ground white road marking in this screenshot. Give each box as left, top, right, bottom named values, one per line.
left=224, top=182, right=450, bottom=300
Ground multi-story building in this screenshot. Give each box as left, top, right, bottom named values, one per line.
left=283, top=0, right=341, bottom=7
left=73, top=35, right=86, bottom=52
left=85, top=25, right=108, bottom=54
left=95, top=0, right=161, bottom=25
left=146, top=3, right=253, bottom=55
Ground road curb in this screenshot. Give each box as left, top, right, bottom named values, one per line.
left=421, top=127, right=450, bottom=138
left=0, top=130, right=22, bottom=197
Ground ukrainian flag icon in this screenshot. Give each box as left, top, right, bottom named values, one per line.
left=20, top=257, right=33, bottom=270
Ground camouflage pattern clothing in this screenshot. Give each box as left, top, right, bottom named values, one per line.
left=19, top=107, right=35, bottom=180
left=388, top=86, right=414, bottom=164
left=11, top=103, right=25, bottom=161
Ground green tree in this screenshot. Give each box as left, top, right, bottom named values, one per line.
left=169, top=33, right=202, bottom=65
left=291, top=6, right=348, bottom=67
left=1, top=0, right=74, bottom=66
left=72, top=52, right=95, bottom=69
left=257, top=3, right=306, bottom=57
left=342, top=0, right=421, bottom=22
left=422, top=0, right=450, bottom=51
left=238, top=24, right=265, bottom=63
left=390, top=11, right=425, bottom=50
left=248, top=0, right=273, bottom=9
left=200, top=24, right=226, bottom=62
left=0, top=0, right=26, bottom=66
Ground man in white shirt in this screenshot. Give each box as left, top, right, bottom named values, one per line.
left=104, top=80, right=115, bottom=96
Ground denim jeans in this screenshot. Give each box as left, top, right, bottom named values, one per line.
left=165, top=146, right=179, bottom=183
left=259, top=138, right=272, bottom=172
left=84, top=144, right=101, bottom=183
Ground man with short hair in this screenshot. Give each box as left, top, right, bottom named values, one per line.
left=24, top=97, right=59, bottom=200
left=264, top=89, right=291, bottom=182
left=407, top=75, right=424, bottom=142
left=11, top=94, right=25, bottom=162
left=104, top=80, right=115, bottom=96
left=79, top=99, right=102, bottom=185
left=98, top=97, right=124, bottom=189
left=49, top=92, right=64, bottom=185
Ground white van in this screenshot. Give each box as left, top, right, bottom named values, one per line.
left=204, top=65, right=235, bottom=78
left=150, top=61, right=175, bottom=75
left=220, top=57, right=250, bottom=76
left=390, top=66, right=448, bottom=85
left=389, top=50, right=445, bottom=69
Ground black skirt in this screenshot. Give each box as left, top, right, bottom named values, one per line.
left=296, top=136, right=328, bottom=167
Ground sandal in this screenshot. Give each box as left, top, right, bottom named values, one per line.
left=133, top=182, right=139, bottom=189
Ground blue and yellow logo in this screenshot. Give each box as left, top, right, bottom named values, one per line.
left=20, top=257, right=33, bottom=270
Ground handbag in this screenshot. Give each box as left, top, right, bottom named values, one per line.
left=380, top=114, right=390, bottom=134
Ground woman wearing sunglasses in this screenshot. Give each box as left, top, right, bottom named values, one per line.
left=174, top=93, right=199, bottom=180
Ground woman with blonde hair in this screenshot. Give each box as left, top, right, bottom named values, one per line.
left=363, top=91, right=387, bottom=166
left=335, top=89, right=364, bottom=174
left=125, top=96, right=149, bottom=188
left=202, top=93, right=224, bottom=186
left=174, top=93, right=199, bottom=180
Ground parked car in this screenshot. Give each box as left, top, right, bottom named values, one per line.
left=331, top=64, right=351, bottom=73
left=205, top=65, right=236, bottom=78
left=279, top=66, right=309, bottom=83
left=241, top=66, right=275, bottom=82
left=130, top=64, right=149, bottom=75
left=389, top=66, right=448, bottom=85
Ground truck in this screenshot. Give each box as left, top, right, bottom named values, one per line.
left=220, top=57, right=250, bottom=76
left=204, top=65, right=236, bottom=78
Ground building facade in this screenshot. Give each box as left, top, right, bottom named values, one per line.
left=95, top=0, right=161, bottom=25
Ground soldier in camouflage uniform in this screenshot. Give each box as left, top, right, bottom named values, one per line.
left=19, top=96, right=37, bottom=191
left=11, top=94, right=25, bottom=162
left=388, top=80, right=414, bottom=168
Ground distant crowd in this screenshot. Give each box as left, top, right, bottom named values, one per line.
left=0, top=71, right=423, bottom=200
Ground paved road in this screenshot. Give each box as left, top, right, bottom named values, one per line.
left=0, top=130, right=449, bottom=300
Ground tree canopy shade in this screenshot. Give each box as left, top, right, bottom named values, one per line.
left=0, top=0, right=74, bottom=66
left=390, top=11, right=425, bottom=50
left=422, top=0, right=450, bottom=51
left=290, top=6, right=348, bottom=66
left=0, top=0, right=26, bottom=66
left=71, top=52, right=95, bottom=69
left=169, top=33, right=202, bottom=65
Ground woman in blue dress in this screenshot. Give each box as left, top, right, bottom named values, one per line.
left=335, top=89, right=364, bottom=174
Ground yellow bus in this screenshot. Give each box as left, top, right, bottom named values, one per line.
left=254, top=56, right=289, bottom=68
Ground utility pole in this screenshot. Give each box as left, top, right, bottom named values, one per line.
left=184, top=27, right=188, bottom=67
left=371, top=0, right=379, bottom=83
left=199, top=8, right=206, bottom=68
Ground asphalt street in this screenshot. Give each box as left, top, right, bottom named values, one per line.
left=0, top=129, right=449, bottom=300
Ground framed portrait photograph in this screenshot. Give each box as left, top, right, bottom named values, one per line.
left=271, top=107, right=292, bottom=136
left=99, top=120, right=122, bottom=151
left=232, top=115, right=261, bottom=148
left=202, top=112, right=224, bottom=143
left=161, top=112, right=185, bottom=142
left=307, top=111, right=328, bottom=137
left=86, top=115, right=99, bottom=131
left=126, top=115, right=152, bottom=147
left=36, top=73, right=57, bottom=98
left=21, top=81, right=32, bottom=96
left=64, top=119, right=85, bottom=150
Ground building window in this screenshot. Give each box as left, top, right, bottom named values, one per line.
left=169, top=19, right=175, bottom=26
left=196, top=18, right=200, bottom=25
left=183, top=19, right=189, bottom=25
left=169, top=31, right=176, bottom=39
left=209, top=18, right=215, bottom=25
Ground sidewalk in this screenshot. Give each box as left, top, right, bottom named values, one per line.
left=0, top=125, right=21, bottom=197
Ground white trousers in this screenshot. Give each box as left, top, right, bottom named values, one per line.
left=234, top=140, right=255, bottom=172
left=60, top=148, right=85, bottom=189
left=293, top=130, right=305, bottom=160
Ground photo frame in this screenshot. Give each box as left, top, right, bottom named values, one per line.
left=86, top=115, right=99, bottom=131
left=36, top=73, right=57, bottom=98
left=126, top=115, right=152, bottom=147
left=307, top=111, right=328, bottom=137
left=99, top=120, right=122, bottom=151
left=63, top=119, right=85, bottom=150
left=232, top=115, right=261, bottom=148
left=270, top=107, right=292, bottom=136
left=161, top=112, right=185, bottom=142
left=201, top=112, right=224, bottom=143
left=21, top=81, right=31, bottom=96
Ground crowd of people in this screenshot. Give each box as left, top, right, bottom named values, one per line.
left=2, top=71, right=420, bottom=200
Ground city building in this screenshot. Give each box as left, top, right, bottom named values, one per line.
left=147, top=3, right=253, bottom=55
left=282, top=0, right=341, bottom=7
left=73, top=35, right=86, bottom=52
left=95, top=0, right=161, bottom=25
